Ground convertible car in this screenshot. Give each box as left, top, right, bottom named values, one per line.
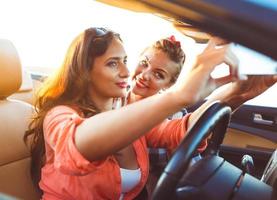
left=0, top=0, right=276, bottom=200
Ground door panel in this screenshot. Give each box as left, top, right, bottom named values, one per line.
left=223, top=128, right=277, bottom=151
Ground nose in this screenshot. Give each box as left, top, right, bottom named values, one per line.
left=119, top=63, right=130, bottom=78
left=140, top=69, right=151, bottom=81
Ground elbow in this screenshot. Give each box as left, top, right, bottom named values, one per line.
left=74, top=129, right=105, bottom=162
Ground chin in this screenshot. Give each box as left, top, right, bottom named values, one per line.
left=114, top=90, right=128, bottom=98
left=132, top=87, right=148, bottom=98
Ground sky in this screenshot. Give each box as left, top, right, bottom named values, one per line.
left=0, top=0, right=202, bottom=71
left=0, top=0, right=276, bottom=107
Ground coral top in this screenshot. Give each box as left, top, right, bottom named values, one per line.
left=40, top=105, right=206, bottom=200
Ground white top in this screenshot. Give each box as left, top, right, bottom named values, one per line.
left=119, top=168, right=141, bottom=200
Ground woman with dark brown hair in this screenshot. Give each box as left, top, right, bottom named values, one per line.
left=24, top=27, right=276, bottom=200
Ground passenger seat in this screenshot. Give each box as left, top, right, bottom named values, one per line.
left=0, top=39, right=39, bottom=200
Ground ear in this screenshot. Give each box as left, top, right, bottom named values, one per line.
left=163, top=81, right=175, bottom=90
left=169, top=76, right=178, bottom=86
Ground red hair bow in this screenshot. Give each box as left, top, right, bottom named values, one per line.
left=168, top=35, right=181, bottom=48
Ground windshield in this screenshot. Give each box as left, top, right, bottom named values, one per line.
left=0, top=0, right=198, bottom=70
left=0, top=0, right=276, bottom=108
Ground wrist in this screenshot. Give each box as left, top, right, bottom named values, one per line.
left=165, top=89, right=195, bottom=109
left=222, top=94, right=245, bottom=111
left=209, top=85, right=245, bottom=111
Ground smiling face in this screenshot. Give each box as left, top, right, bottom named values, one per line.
left=131, top=47, right=180, bottom=98
left=89, top=37, right=129, bottom=100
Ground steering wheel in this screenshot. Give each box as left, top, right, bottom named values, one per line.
left=152, top=101, right=231, bottom=199
left=152, top=102, right=274, bottom=200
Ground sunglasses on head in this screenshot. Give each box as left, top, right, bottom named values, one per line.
left=95, top=27, right=107, bottom=36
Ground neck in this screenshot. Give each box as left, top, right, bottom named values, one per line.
left=129, top=92, right=145, bottom=103
left=89, top=92, right=113, bottom=112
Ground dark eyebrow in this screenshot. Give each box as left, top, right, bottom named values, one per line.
left=155, top=68, right=167, bottom=75
left=106, top=56, right=127, bottom=62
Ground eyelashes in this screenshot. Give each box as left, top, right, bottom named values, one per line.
left=138, top=62, right=165, bottom=80
left=106, top=58, right=127, bottom=68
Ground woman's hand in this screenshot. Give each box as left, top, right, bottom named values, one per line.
left=222, top=75, right=277, bottom=110
left=171, top=37, right=239, bottom=106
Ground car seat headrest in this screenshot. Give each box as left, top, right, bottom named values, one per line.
left=0, top=39, right=22, bottom=99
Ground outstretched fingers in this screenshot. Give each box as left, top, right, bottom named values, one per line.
left=202, top=37, right=229, bottom=53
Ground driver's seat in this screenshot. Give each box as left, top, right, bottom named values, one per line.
left=0, top=39, right=40, bottom=200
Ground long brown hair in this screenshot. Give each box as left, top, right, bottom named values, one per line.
left=24, top=27, right=121, bottom=193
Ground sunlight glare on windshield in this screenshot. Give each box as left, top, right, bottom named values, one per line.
left=0, top=0, right=198, bottom=72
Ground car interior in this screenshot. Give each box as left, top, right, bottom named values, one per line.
left=0, top=0, right=276, bottom=200
left=0, top=39, right=39, bottom=200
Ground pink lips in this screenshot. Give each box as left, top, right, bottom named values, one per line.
left=116, top=82, right=128, bottom=88
left=135, top=79, right=148, bottom=89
